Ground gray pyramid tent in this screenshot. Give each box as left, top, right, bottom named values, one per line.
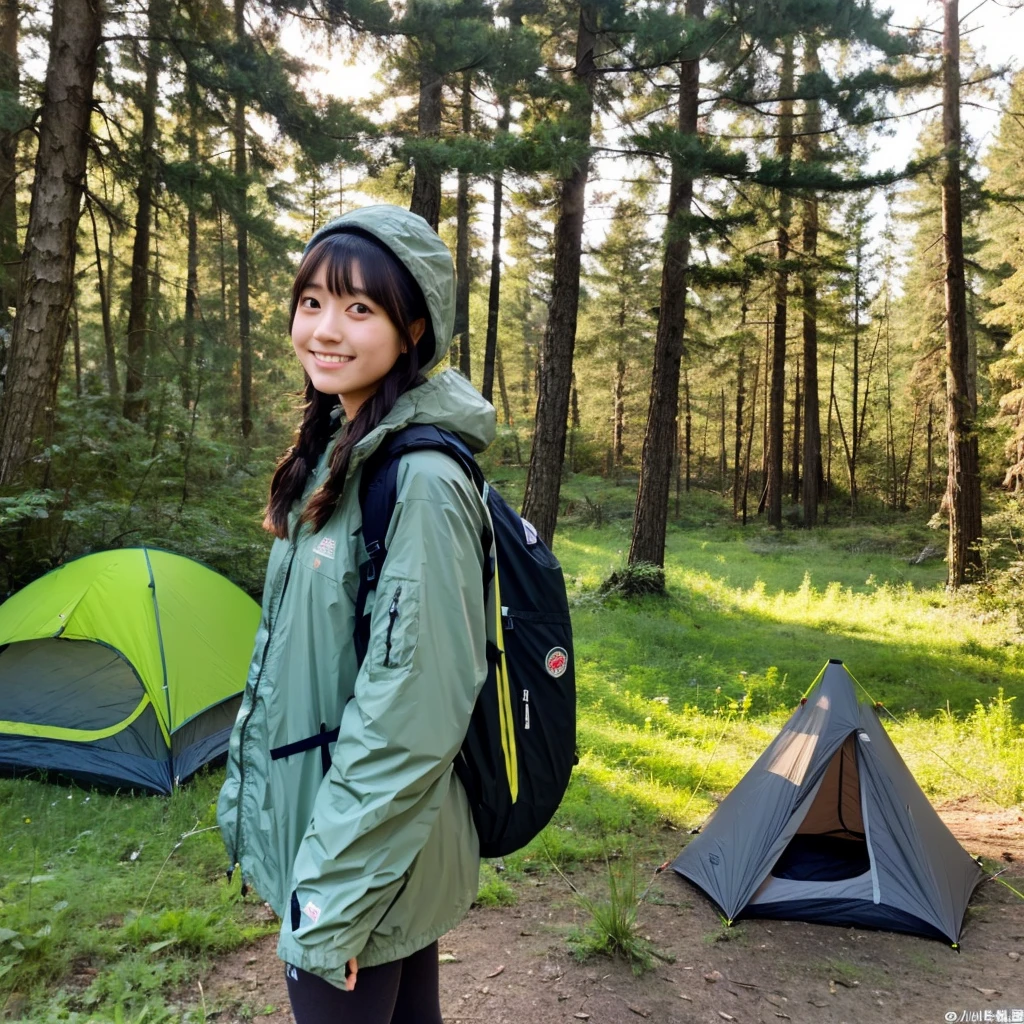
left=673, top=661, right=985, bottom=946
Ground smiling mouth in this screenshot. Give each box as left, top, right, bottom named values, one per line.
left=313, top=352, right=353, bottom=364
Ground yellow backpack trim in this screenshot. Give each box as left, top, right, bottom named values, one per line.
left=492, top=566, right=519, bottom=802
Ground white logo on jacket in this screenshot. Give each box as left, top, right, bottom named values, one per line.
left=302, top=900, right=322, bottom=924
left=313, top=537, right=336, bottom=559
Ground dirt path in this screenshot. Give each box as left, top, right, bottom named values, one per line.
left=195, top=803, right=1024, bottom=1024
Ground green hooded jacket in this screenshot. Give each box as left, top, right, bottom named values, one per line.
left=216, top=206, right=496, bottom=983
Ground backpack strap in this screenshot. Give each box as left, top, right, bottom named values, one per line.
left=353, top=425, right=490, bottom=668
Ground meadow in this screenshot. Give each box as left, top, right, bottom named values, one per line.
left=1, top=480, right=1022, bottom=1021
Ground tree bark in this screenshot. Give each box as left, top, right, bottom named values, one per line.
left=234, top=0, right=252, bottom=437
left=521, top=2, right=597, bottom=546
left=800, top=43, right=822, bottom=526
left=455, top=71, right=472, bottom=379
left=764, top=38, right=795, bottom=528
left=0, top=0, right=100, bottom=484
left=628, top=4, right=704, bottom=568
left=482, top=97, right=510, bottom=404
left=409, top=62, right=442, bottom=231
left=123, top=0, right=164, bottom=422
left=942, top=0, right=982, bottom=586
left=0, top=0, right=19, bottom=328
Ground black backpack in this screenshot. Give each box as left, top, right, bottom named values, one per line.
left=354, top=424, right=576, bottom=858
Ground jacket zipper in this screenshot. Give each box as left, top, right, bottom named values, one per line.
left=383, top=586, right=402, bottom=667
left=231, top=545, right=297, bottom=878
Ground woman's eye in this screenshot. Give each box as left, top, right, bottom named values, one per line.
left=300, top=296, right=320, bottom=309
left=349, top=302, right=371, bottom=315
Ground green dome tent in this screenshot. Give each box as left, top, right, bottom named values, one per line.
left=0, top=548, right=259, bottom=793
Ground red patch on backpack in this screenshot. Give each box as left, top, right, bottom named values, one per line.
left=545, top=647, right=568, bottom=678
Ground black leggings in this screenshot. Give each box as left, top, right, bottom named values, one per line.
left=285, top=941, right=442, bottom=1024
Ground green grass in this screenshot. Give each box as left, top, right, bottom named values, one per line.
left=0, top=772, right=273, bottom=1021
left=3, top=482, right=1023, bottom=1017
left=504, top=485, right=1024, bottom=877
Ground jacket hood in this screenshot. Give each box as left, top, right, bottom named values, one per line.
left=303, top=205, right=455, bottom=374
left=350, top=370, right=496, bottom=472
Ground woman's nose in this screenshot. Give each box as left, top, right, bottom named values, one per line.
left=312, top=304, right=343, bottom=342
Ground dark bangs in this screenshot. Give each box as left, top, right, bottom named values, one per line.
left=290, top=229, right=435, bottom=364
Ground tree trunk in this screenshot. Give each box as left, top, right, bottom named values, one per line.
left=800, top=43, right=822, bottom=526
left=0, top=0, right=19, bottom=328
left=791, top=362, right=801, bottom=503
left=901, top=402, right=920, bottom=511
left=87, top=200, right=118, bottom=399
left=628, top=5, right=704, bottom=569
left=495, top=341, right=522, bottom=464
left=123, top=0, right=163, bottom=422
left=825, top=335, right=838, bottom=522
left=719, top=387, right=727, bottom=495
left=674, top=415, right=681, bottom=515
left=850, top=232, right=863, bottom=505
left=482, top=97, right=510, bottom=404
left=71, top=300, right=81, bottom=397
left=733, top=339, right=746, bottom=516
left=926, top=399, right=934, bottom=511
left=182, top=78, right=200, bottom=409
left=764, top=38, right=794, bottom=528
left=521, top=2, right=597, bottom=546
left=0, top=0, right=100, bottom=484
left=942, top=0, right=982, bottom=586
left=613, top=357, right=626, bottom=473
left=741, top=352, right=761, bottom=525
left=884, top=293, right=896, bottom=508
left=699, top=393, right=710, bottom=483
left=684, top=367, right=692, bottom=492
left=410, top=62, right=443, bottom=231
left=454, top=70, right=472, bottom=378
left=234, top=0, right=252, bottom=437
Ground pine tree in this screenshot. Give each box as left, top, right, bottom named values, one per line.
left=942, top=0, right=982, bottom=586
left=0, top=0, right=102, bottom=484
left=629, top=0, right=706, bottom=570
left=123, top=0, right=169, bottom=423
left=983, top=69, right=1024, bottom=492
left=521, top=0, right=599, bottom=547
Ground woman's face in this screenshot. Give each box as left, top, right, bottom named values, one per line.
left=291, top=261, right=424, bottom=419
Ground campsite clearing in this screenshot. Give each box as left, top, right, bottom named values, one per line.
left=1, top=511, right=1022, bottom=1021
left=196, top=800, right=1023, bottom=1024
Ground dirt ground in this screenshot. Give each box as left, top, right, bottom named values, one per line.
left=194, top=801, right=1024, bottom=1024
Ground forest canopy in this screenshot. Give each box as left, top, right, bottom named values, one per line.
left=0, top=0, right=1022, bottom=600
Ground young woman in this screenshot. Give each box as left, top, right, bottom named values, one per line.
left=217, top=205, right=495, bottom=1024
